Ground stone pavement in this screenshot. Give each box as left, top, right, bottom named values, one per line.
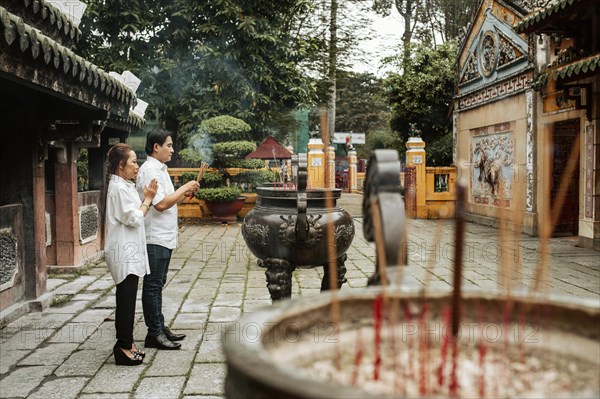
left=0, top=193, right=598, bottom=398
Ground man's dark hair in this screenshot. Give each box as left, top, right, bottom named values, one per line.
left=145, top=128, right=172, bottom=155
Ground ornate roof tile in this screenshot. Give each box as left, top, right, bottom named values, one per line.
left=0, top=6, right=135, bottom=111
left=513, top=0, right=581, bottom=33
left=531, top=54, right=600, bottom=90
left=4, top=0, right=82, bottom=47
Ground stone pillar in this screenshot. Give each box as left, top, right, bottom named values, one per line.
left=406, top=136, right=427, bottom=218
left=32, top=142, right=48, bottom=299
left=307, top=138, right=325, bottom=188
left=348, top=148, right=357, bottom=193
left=326, top=144, right=336, bottom=188
left=54, top=142, right=80, bottom=266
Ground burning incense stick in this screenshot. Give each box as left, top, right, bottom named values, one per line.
left=188, top=161, right=209, bottom=199
left=197, top=161, right=209, bottom=182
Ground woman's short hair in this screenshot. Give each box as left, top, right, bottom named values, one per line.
left=145, top=128, right=172, bottom=155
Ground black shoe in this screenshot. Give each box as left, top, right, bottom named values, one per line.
left=144, top=332, right=181, bottom=350
left=132, top=343, right=145, bottom=359
left=164, top=327, right=186, bottom=341
left=113, top=345, right=143, bottom=366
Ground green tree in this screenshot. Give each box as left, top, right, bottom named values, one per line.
left=335, top=71, right=390, bottom=134
left=357, top=130, right=404, bottom=159
left=300, top=0, right=374, bottom=140
left=384, top=41, right=456, bottom=166
left=78, top=0, right=320, bottom=151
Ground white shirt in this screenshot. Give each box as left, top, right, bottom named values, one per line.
left=136, top=156, right=178, bottom=249
left=104, top=175, right=150, bottom=284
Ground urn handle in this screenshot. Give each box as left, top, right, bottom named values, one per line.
left=293, top=154, right=309, bottom=242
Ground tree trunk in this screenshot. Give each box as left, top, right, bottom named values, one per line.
left=395, top=0, right=415, bottom=70
left=327, top=0, right=338, bottom=145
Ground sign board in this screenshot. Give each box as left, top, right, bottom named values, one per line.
left=311, top=158, right=322, bottom=167
left=333, top=132, right=366, bottom=145
left=412, top=155, right=423, bottom=164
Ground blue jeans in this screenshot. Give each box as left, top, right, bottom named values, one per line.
left=142, top=244, right=172, bottom=336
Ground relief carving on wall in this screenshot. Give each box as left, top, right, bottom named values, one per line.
left=525, top=90, right=535, bottom=212
left=0, top=228, right=18, bottom=290
left=460, top=51, right=481, bottom=84
left=479, top=31, right=498, bottom=77
left=515, top=0, right=553, bottom=12
left=79, top=205, right=98, bottom=244
left=497, top=33, right=524, bottom=69
left=471, top=130, right=514, bottom=207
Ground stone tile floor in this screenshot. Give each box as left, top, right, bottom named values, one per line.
left=0, top=193, right=598, bottom=398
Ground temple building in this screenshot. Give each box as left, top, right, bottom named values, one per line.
left=454, top=0, right=599, bottom=250
left=0, top=0, right=145, bottom=323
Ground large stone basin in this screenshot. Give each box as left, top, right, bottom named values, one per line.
left=223, top=288, right=600, bottom=398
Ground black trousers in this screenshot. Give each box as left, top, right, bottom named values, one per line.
left=115, top=274, right=139, bottom=348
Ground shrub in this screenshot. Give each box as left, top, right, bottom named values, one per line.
left=199, top=115, right=252, bottom=140
left=213, top=141, right=256, bottom=160
left=223, top=159, right=265, bottom=169
left=180, top=172, right=197, bottom=187
left=196, top=187, right=243, bottom=202
left=231, top=170, right=277, bottom=191
left=200, top=171, right=225, bottom=188
left=179, top=148, right=204, bottom=165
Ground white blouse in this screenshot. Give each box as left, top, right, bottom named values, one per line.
left=104, top=174, right=150, bottom=284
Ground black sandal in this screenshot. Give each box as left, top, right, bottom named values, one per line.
left=113, top=345, right=143, bottom=366
left=132, top=343, right=145, bottom=359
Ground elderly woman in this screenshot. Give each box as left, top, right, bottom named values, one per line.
left=104, top=143, right=158, bottom=366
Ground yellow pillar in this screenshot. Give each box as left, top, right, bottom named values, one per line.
left=348, top=148, right=357, bottom=193
left=326, top=144, right=336, bottom=188
left=307, top=138, right=325, bottom=188
left=406, top=136, right=427, bottom=218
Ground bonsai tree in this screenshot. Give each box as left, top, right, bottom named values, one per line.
left=181, top=115, right=262, bottom=202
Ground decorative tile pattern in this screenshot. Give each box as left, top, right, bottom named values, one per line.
left=458, top=73, right=531, bottom=110
left=0, top=229, right=18, bottom=289
left=78, top=205, right=98, bottom=244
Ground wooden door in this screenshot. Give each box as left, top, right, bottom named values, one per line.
left=551, top=120, right=579, bottom=235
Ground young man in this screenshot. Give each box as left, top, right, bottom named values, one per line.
left=137, top=128, right=200, bottom=350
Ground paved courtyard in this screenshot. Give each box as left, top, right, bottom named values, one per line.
left=0, top=193, right=598, bottom=398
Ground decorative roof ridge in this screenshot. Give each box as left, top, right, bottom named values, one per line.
left=532, top=53, right=600, bottom=89
left=550, top=53, right=600, bottom=78
left=456, top=0, right=529, bottom=68
left=513, top=0, right=581, bottom=33
left=105, top=111, right=146, bottom=131
left=124, top=111, right=145, bottom=129
left=6, top=0, right=83, bottom=46
left=0, top=6, right=135, bottom=108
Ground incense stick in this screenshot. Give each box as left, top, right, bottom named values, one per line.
left=452, top=184, right=466, bottom=337
left=324, top=188, right=341, bottom=370
left=197, top=161, right=209, bottom=182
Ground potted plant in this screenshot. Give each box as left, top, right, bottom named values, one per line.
left=196, top=186, right=244, bottom=223
left=184, top=115, right=262, bottom=223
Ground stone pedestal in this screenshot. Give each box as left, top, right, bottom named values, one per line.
left=326, top=145, right=336, bottom=188
left=348, top=148, right=357, bottom=193
left=307, top=138, right=325, bottom=188
left=406, top=136, right=427, bottom=218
